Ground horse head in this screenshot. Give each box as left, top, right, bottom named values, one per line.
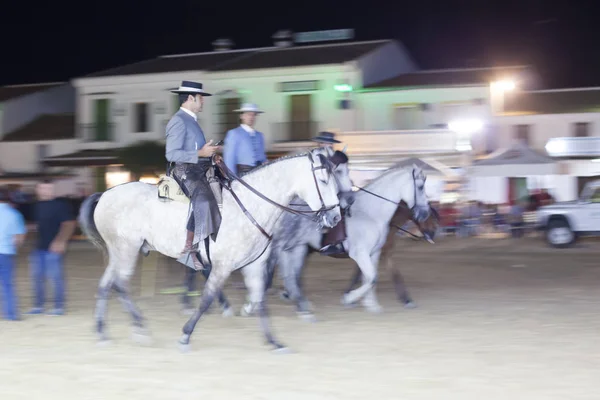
left=300, top=149, right=343, bottom=228
left=315, top=146, right=355, bottom=210
left=399, top=164, right=430, bottom=223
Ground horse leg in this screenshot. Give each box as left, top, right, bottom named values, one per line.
left=95, top=265, right=116, bottom=343
left=242, top=262, right=289, bottom=352
left=360, top=250, right=383, bottom=313
left=392, top=267, right=415, bottom=308
left=344, top=266, right=362, bottom=294
left=381, top=233, right=415, bottom=308
left=342, top=249, right=378, bottom=309
left=199, top=263, right=233, bottom=317
left=285, top=245, right=315, bottom=321
left=178, top=264, right=229, bottom=350
left=112, top=246, right=152, bottom=343
left=180, top=267, right=197, bottom=315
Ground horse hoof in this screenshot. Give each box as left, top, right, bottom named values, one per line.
left=341, top=294, right=357, bottom=307
left=365, top=305, right=384, bottom=314
left=279, top=291, right=291, bottom=302
left=240, top=304, right=255, bottom=317
left=221, top=306, right=234, bottom=318
left=403, top=301, right=417, bottom=309
left=178, top=342, right=191, bottom=353
left=271, top=346, right=292, bottom=354
left=297, top=312, right=317, bottom=323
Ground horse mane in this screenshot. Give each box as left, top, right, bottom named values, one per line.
left=239, top=152, right=309, bottom=177
left=364, top=164, right=414, bottom=188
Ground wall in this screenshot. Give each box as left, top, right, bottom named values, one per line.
left=357, top=86, right=490, bottom=123
left=1, top=84, right=75, bottom=135
left=75, top=66, right=362, bottom=147
left=75, top=71, right=205, bottom=150
left=492, top=112, right=600, bottom=152
left=0, top=139, right=78, bottom=172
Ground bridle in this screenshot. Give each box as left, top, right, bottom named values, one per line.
left=210, top=152, right=340, bottom=270
left=353, top=168, right=427, bottom=220
left=214, top=152, right=339, bottom=240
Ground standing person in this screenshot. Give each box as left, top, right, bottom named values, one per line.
left=0, top=186, right=27, bottom=321
left=27, top=180, right=76, bottom=316
left=165, top=80, right=221, bottom=271
left=223, top=103, right=267, bottom=175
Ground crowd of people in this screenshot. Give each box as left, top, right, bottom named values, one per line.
left=0, top=181, right=76, bottom=321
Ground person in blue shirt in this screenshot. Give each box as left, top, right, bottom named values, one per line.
left=0, top=186, right=27, bottom=321
left=223, top=103, right=267, bottom=175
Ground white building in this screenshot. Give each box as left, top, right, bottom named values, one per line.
left=0, top=82, right=77, bottom=194
left=482, top=87, right=600, bottom=202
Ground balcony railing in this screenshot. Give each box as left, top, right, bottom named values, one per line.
left=336, top=129, right=459, bottom=156
left=270, top=121, right=321, bottom=142
left=80, top=123, right=115, bottom=142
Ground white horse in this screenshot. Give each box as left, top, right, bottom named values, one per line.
left=244, top=165, right=431, bottom=319
left=78, top=150, right=342, bottom=352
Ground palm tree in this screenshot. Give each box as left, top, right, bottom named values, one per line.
left=117, top=140, right=166, bottom=181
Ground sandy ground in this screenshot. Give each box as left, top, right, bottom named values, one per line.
left=1, top=235, right=600, bottom=400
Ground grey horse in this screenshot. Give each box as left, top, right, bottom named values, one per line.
left=241, top=165, right=431, bottom=319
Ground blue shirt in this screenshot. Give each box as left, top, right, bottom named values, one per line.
left=223, top=125, right=267, bottom=175
left=0, top=203, right=27, bottom=255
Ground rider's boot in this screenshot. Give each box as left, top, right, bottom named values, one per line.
left=181, top=230, right=205, bottom=270
left=320, top=242, right=346, bottom=256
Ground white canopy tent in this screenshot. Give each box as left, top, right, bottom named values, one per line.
left=349, top=157, right=459, bottom=201
left=468, top=142, right=575, bottom=202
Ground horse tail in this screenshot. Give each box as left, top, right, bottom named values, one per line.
left=78, top=192, right=107, bottom=256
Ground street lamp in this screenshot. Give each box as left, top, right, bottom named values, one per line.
left=490, top=79, right=516, bottom=115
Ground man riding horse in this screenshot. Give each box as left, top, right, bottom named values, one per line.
left=314, top=131, right=349, bottom=255
left=165, top=80, right=221, bottom=270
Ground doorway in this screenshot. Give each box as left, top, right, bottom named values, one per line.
left=288, top=94, right=312, bottom=141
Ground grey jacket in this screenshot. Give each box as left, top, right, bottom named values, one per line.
left=165, top=109, right=207, bottom=164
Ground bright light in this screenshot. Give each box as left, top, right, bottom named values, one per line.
left=448, top=119, right=484, bottom=135
left=105, top=171, right=131, bottom=188
left=140, top=176, right=159, bottom=184
left=492, top=80, right=516, bottom=91
left=545, top=139, right=566, bottom=156
left=334, top=84, right=353, bottom=92
left=591, top=158, right=600, bottom=163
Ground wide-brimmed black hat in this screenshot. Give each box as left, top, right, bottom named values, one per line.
left=170, top=80, right=212, bottom=96
left=311, top=131, right=341, bottom=144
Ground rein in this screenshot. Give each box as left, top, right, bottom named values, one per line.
left=213, top=154, right=337, bottom=239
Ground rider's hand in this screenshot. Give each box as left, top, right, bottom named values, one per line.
left=197, top=140, right=220, bottom=157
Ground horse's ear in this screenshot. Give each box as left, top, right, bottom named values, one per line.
left=342, top=145, right=347, bottom=154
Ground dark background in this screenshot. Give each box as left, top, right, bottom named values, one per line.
left=1, top=0, right=598, bottom=88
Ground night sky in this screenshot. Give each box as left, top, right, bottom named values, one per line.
left=2, top=0, right=599, bottom=89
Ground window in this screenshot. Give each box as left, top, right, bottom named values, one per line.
left=514, top=124, right=530, bottom=145
left=574, top=122, right=590, bottom=137
left=93, top=99, right=110, bottom=141
left=134, top=103, right=150, bottom=132
left=394, top=106, right=421, bottom=130
left=220, top=97, right=242, bottom=134
left=37, top=144, right=48, bottom=171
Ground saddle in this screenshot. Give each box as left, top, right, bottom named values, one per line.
left=157, top=166, right=223, bottom=208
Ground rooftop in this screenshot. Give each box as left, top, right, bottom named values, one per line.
left=0, top=82, right=66, bottom=102
left=83, top=40, right=392, bottom=78
left=363, top=66, right=531, bottom=90
left=1, top=114, right=76, bottom=142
